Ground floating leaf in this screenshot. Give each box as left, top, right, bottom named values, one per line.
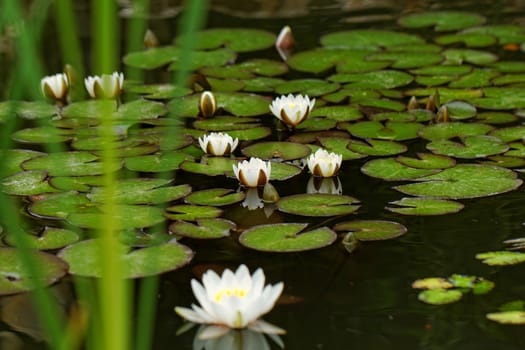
left=49, top=175, right=103, bottom=192
left=0, top=248, right=68, bottom=295
left=443, top=49, right=498, bottom=65
left=347, top=139, right=407, bottom=156
left=193, top=116, right=260, bottom=131
left=333, top=220, right=407, bottom=241
left=321, top=30, right=425, bottom=50
left=67, top=205, right=165, bottom=229
left=475, top=251, right=525, bottom=266
left=184, top=188, right=244, bottom=206
left=418, top=122, right=493, bottom=141
left=448, top=69, right=499, bottom=89
left=177, top=28, right=275, bottom=52
left=58, top=239, right=194, bottom=278
left=310, top=106, right=363, bottom=122
left=487, top=311, right=525, bottom=325
left=444, top=101, right=477, bottom=120
left=169, top=92, right=270, bottom=117
left=241, top=142, right=311, bottom=161
left=4, top=227, right=80, bottom=250
left=329, top=70, right=413, bottom=89
left=342, top=121, right=422, bottom=141
left=463, top=24, right=525, bottom=45
left=275, top=79, right=339, bottom=97
left=0, top=101, right=57, bottom=121
left=169, top=218, right=236, bottom=239
left=426, top=135, right=508, bottom=159
left=318, top=137, right=367, bottom=160
left=362, top=157, right=440, bottom=181
left=396, top=153, right=456, bottom=169
left=239, top=223, right=337, bottom=252
left=386, top=197, right=464, bottom=216
left=124, top=151, right=194, bottom=172
left=1, top=170, right=58, bottom=196
left=366, top=51, right=443, bottom=69
left=11, top=127, right=73, bottom=144
left=398, top=11, right=485, bottom=31
left=164, top=204, right=222, bottom=221
left=277, top=194, right=360, bottom=217
left=28, top=191, right=94, bottom=219
left=0, top=149, right=47, bottom=178
left=412, top=278, right=454, bottom=290
left=436, top=33, right=496, bottom=47
left=394, top=164, right=522, bottom=199
left=418, top=289, right=463, bottom=305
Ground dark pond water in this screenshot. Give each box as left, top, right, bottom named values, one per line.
left=3, top=0, right=525, bottom=349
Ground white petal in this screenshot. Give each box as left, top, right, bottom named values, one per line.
left=175, top=306, right=208, bottom=324
left=248, top=319, right=286, bottom=335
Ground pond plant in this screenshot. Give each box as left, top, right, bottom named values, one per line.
left=2, top=0, right=525, bottom=349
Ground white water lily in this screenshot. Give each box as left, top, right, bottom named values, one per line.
left=198, top=132, right=238, bottom=156
left=175, top=265, right=284, bottom=333
left=307, top=176, right=342, bottom=195
left=306, top=149, right=343, bottom=177
left=232, top=158, right=271, bottom=188
left=41, top=73, right=69, bottom=101
left=84, top=71, right=124, bottom=99
left=269, top=94, right=315, bottom=127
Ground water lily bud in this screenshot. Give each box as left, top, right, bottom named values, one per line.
left=407, top=96, right=419, bottom=110
left=436, top=105, right=449, bottom=123
left=262, top=182, right=280, bottom=202
left=198, top=132, right=238, bottom=156
left=275, top=25, right=294, bottom=61
left=233, top=158, right=271, bottom=188
left=41, top=73, right=69, bottom=102
left=84, top=72, right=124, bottom=99
left=426, top=90, right=440, bottom=112
left=144, top=29, right=159, bottom=49
left=269, top=94, right=315, bottom=128
left=306, top=149, right=343, bottom=178
left=199, top=91, right=217, bottom=117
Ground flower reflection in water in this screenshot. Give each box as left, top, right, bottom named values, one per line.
left=193, top=325, right=284, bottom=350
left=242, top=188, right=264, bottom=210
left=306, top=176, right=342, bottom=195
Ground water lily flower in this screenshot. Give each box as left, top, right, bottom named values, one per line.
left=175, top=265, right=284, bottom=334
left=269, top=94, right=315, bottom=128
left=198, top=132, right=239, bottom=156
left=41, top=73, right=69, bottom=102
left=306, top=149, right=343, bottom=177
left=84, top=71, right=124, bottom=99
left=233, top=158, right=271, bottom=188
left=307, top=176, right=342, bottom=195
left=199, top=91, right=217, bottom=118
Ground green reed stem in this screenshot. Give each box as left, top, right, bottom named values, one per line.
left=135, top=276, right=159, bottom=350
left=54, top=0, right=85, bottom=77
left=92, top=1, right=129, bottom=350
left=125, top=0, right=149, bottom=82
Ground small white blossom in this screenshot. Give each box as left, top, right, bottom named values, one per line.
left=269, top=94, right=315, bottom=127
left=41, top=73, right=69, bottom=101
left=198, top=132, right=238, bottom=156
left=84, top=71, right=124, bottom=99
left=232, top=158, right=271, bottom=188
left=306, top=149, right=342, bottom=177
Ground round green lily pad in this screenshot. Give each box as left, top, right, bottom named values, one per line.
left=463, top=24, right=525, bottom=45
left=333, top=220, right=407, bottom=241
left=449, top=69, right=500, bottom=89
left=386, top=197, right=464, bottom=216
left=489, top=125, right=525, bottom=142
left=445, top=101, right=477, bottom=120
left=0, top=248, right=68, bottom=295
left=296, top=117, right=337, bottom=132
left=482, top=155, right=525, bottom=168
left=361, top=158, right=440, bottom=181
left=238, top=223, right=337, bottom=253
left=0, top=101, right=57, bottom=121
left=180, top=157, right=238, bottom=177
left=124, top=151, right=194, bottom=172
left=241, top=142, right=311, bottom=161
left=318, top=137, right=367, bottom=160
left=426, top=135, right=508, bottom=159
left=487, top=311, right=525, bottom=325
left=28, top=191, right=94, bottom=219
left=193, top=116, right=260, bottom=131
left=321, top=30, right=425, bottom=50
left=11, top=126, right=73, bottom=144
left=21, top=151, right=121, bottom=177
left=443, top=48, right=498, bottom=65
left=437, top=32, right=496, bottom=47
left=412, top=278, right=454, bottom=290
left=396, top=153, right=456, bottom=169
left=226, top=126, right=272, bottom=141
left=274, top=79, right=339, bottom=97
left=126, top=83, right=192, bottom=99
left=164, top=204, right=222, bottom=221
left=67, top=205, right=166, bottom=229
left=475, top=251, right=525, bottom=266
left=87, top=179, right=191, bottom=205
left=310, top=106, right=363, bottom=122
left=169, top=218, right=236, bottom=239
left=169, top=92, right=270, bottom=117
left=58, top=239, right=194, bottom=278
left=366, top=51, right=443, bottom=69
left=418, top=289, right=463, bottom=305
left=343, top=121, right=422, bottom=141
left=176, top=28, right=275, bottom=52
left=268, top=162, right=303, bottom=181
left=184, top=188, right=244, bottom=206
left=4, top=227, right=80, bottom=250
left=1, top=170, right=58, bottom=196
left=277, top=194, right=360, bottom=217
left=347, top=139, right=407, bottom=156
left=49, top=175, right=103, bottom=192
left=328, top=70, right=413, bottom=89
left=0, top=149, right=47, bottom=178
left=418, top=122, right=493, bottom=141
left=398, top=11, right=486, bottom=31
left=475, top=112, right=517, bottom=124
left=394, top=164, right=522, bottom=199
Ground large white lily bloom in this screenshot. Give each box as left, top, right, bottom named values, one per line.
left=84, top=71, right=124, bottom=99
left=269, top=94, right=315, bottom=127
left=198, top=132, right=238, bottom=156
left=232, top=158, right=271, bottom=188
left=41, top=73, right=69, bottom=101
left=306, top=149, right=343, bottom=177
left=175, top=265, right=284, bottom=333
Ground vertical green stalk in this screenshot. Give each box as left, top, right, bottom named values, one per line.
left=125, top=0, right=149, bottom=82
left=92, top=1, right=129, bottom=350
left=54, top=0, right=85, bottom=77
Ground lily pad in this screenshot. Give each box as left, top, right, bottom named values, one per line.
left=426, top=135, right=508, bottom=159
left=394, top=164, right=522, bottom=199
left=333, top=220, right=407, bottom=241
left=180, top=157, right=238, bottom=177
left=275, top=79, right=339, bottom=97
left=386, top=197, right=464, bottom=216
left=328, top=70, right=413, bottom=89
left=436, top=33, right=496, bottom=47
left=342, top=121, right=422, bottom=141
left=347, top=139, right=407, bottom=156
left=11, top=127, right=73, bottom=144
left=164, top=204, right=222, bottom=221
left=169, top=218, right=236, bottom=239
left=184, top=188, right=244, bottom=206
left=321, top=30, right=425, bottom=50
left=193, top=116, right=260, bottom=131
left=443, top=48, right=498, bottom=65
left=87, top=179, right=191, bottom=205
left=67, top=205, right=165, bottom=229
left=412, top=278, right=454, bottom=290
left=277, top=194, right=360, bottom=217
left=58, top=239, right=194, bottom=278
left=418, top=289, right=463, bottom=305
left=487, top=311, right=525, bottom=325
left=239, top=223, right=337, bottom=253
left=398, top=11, right=486, bottom=31
left=396, top=153, right=456, bottom=169
left=28, top=191, right=94, bottom=219
left=318, top=137, right=367, bottom=160
left=124, top=151, right=194, bottom=172
left=49, top=175, right=104, bottom=192
left=0, top=149, right=47, bottom=178
left=0, top=248, right=68, bottom=295
left=418, top=122, right=493, bottom=141
left=361, top=158, right=440, bottom=181
left=366, top=51, right=443, bottom=69
left=0, top=101, right=57, bottom=120
left=169, top=92, right=270, bottom=117
left=470, top=88, right=525, bottom=109
left=475, top=251, right=525, bottom=266
left=241, top=142, right=311, bottom=161
left=4, top=227, right=80, bottom=250
left=310, top=106, right=363, bottom=122
left=1, top=170, right=58, bottom=196
left=444, top=101, right=477, bottom=120
left=176, top=28, right=275, bottom=52
left=463, top=24, right=525, bottom=45
left=448, top=69, right=500, bottom=89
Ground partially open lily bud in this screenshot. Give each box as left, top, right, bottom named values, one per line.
left=436, top=105, right=449, bottom=123
left=84, top=72, right=124, bottom=99
left=426, top=90, right=440, bottom=112
left=407, top=96, right=419, bottom=110
left=144, top=29, right=159, bottom=49
left=199, top=91, right=217, bottom=117
left=198, top=132, right=239, bottom=156
left=233, top=158, right=271, bottom=188
left=262, top=182, right=280, bottom=202
left=41, top=73, right=69, bottom=102
left=269, top=94, right=315, bottom=128
left=306, top=149, right=343, bottom=178
left=275, top=25, right=294, bottom=61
